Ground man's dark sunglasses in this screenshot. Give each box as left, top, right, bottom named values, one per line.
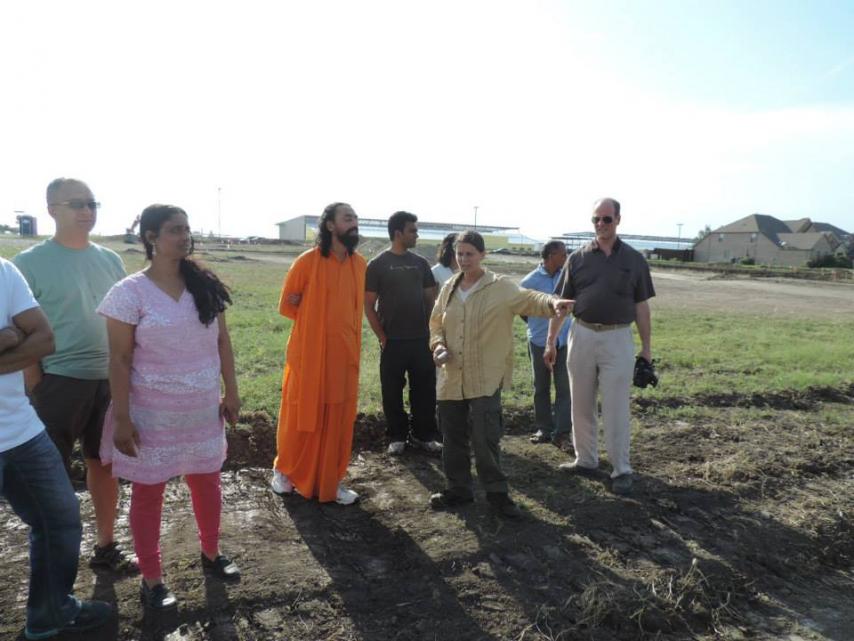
left=591, top=216, right=614, bottom=224
left=51, top=200, right=101, bottom=210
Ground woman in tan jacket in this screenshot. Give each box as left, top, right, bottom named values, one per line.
left=429, top=231, right=573, bottom=518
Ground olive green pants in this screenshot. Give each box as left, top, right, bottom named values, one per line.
left=438, top=389, right=507, bottom=496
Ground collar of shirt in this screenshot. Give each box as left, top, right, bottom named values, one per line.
left=587, top=237, right=623, bottom=254
left=536, top=263, right=563, bottom=284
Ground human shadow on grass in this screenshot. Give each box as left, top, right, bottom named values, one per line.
left=283, top=495, right=501, bottom=641
left=83, top=568, right=121, bottom=641
left=398, top=454, right=662, bottom=638
left=201, top=573, right=240, bottom=641
left=396, top=446, right=846, bottom=640
left=499, top=448, right=853, bottom=641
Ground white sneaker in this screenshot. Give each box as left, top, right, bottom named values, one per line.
left=271, top=470, right=294, bottom=495
left=410, top=436, right=443, bottom=453
left=387, top=441, right=406, bottom=455
left=336, top=485, right=359, bottom=505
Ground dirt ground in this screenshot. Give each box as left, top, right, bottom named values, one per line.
left=647, top=270, right=854, bottom=319
left=1, top=273, right=852, bottom=641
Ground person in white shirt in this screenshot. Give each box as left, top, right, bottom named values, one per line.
left=431, top=232, right=458, bottom=288
left=0, top=257, right=112, bottom=639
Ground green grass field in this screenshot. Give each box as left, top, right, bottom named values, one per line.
left=3, top=237, right=853, bottom=419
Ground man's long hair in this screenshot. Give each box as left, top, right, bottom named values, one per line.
left=315, top=202, right=353, bottom=258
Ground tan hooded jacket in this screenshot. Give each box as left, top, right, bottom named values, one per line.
left=430, top=269, right=555, bottom=401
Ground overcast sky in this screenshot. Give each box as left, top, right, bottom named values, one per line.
left=2, top=0, right=853, bottom=240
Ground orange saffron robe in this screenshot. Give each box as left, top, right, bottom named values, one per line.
left=273, top=247, right=366, bottom=502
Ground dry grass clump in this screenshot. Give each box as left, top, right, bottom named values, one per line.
left=549, top=559, right=751, bottom=639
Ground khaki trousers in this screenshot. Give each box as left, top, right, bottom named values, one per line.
left=567, top=322, right=635, bottom=478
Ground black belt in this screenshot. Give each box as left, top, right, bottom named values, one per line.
left=575, top=318, right=630, bottom=332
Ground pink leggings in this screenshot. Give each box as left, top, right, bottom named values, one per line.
left=130, top=472, right=222, bottom=580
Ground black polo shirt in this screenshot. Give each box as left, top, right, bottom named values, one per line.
left=553, top=238, right=655, bottom=325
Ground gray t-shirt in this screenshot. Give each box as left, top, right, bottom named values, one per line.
left=13, top=239, right=126, bottom=379
left=365, top=250, right=436, bottom=340
left=554, top=238, right=654, bottom=325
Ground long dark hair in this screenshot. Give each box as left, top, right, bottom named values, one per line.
left=315, top=202, right=353, bottom=258
left=437, top=232, right=457, bottom=267
left=139, top=204, right=231, bottom=326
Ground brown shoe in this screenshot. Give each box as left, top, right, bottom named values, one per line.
left=551, top=433, right=572, bottom=450
left=558, top=461, right=599, bottom=477
left=611, top=474, right=633, bottom=495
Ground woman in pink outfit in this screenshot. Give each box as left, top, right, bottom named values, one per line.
left=98, top=204, right=240, bottom=610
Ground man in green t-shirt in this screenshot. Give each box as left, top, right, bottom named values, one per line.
left=14, top=178, right=137, bottom=573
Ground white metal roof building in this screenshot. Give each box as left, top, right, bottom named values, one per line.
left=276, top=215, right=542, bottom=249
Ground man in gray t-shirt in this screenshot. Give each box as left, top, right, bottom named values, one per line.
left=13, top=178, right=136, bottom=574
left=365, top=212, right=442, bottom=455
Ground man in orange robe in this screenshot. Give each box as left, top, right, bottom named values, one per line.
left=271, top=203, right=366, bottom=504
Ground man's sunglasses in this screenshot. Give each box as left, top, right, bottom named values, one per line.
left=51, top=200, right=101, bottom=211
left=591, top=216, right=614, bottom=224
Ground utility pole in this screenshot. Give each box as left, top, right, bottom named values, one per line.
left=217, top=187, right=222, bottom=240
left=473, top=205, right=479, bottom=230
left=677, top=223, right=683, bottom=248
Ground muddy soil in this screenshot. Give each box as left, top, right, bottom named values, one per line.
left=2, top=393, right=852, bottom=641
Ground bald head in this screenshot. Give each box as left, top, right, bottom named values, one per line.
left=593, top=197, right=620, bottom=219
left=46, top=178, right=91, bottom=206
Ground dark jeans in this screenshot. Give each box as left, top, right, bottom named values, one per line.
left=0, top=431, right=82, bottom=633
left=529, top=342, right=571, bottom=438
left=438, top=389, right=507, bottom=495
left=380, top=338, right=439, bottom=442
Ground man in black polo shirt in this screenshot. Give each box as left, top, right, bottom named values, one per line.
left=365, top=211, right=443, bottom=455
left=544, top=198, right=654, bottom=495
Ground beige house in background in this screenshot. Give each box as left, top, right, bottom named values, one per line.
left=693, top=214, right=848, bottom=266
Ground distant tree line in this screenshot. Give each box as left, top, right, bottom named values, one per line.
left=695, top=225, right=712, bottom=241
left=807, top=254, right=853, bottom=269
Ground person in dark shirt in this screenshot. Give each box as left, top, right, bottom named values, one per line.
left=365, top=212, right=442, bottom=455
left=544, top=198, right=654, bottom=495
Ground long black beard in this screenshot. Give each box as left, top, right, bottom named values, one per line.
left=338, top=229, right=360, bottom=252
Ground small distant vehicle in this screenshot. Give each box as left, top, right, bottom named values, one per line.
left=124, top=216, right=141, bottom=244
